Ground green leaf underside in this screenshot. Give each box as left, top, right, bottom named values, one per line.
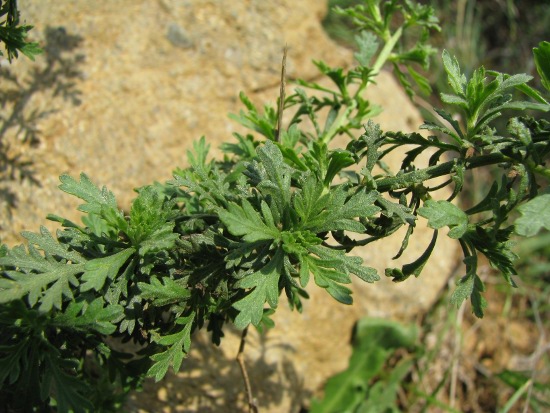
left=515, top=192, right=550, bottom=237
left=304, top=245, right=379, bottom=304
left=0, top=230, right=87, bottom=311
left=354, top=31, right=379, bottom=66
left=442, top=50, right=466, bottom=95
left=450, top=256, right=487, bottom=318
left=58, top=173, right=118, bottom=215
left=418, top=199, right=468, bottom=239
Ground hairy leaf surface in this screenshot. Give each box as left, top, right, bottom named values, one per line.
left=418, top=199, right=468, bottom=239
left=515, top=191, right=550, bottom=237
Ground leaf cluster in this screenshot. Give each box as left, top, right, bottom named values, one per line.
left=0, top=0, right=42, bottom=62
left=334, top=0, right=440, bottom=98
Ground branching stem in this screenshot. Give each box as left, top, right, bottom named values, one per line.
left=374, top=152, right=509, bottom=193
left=236, top=326, right=258, bottom=413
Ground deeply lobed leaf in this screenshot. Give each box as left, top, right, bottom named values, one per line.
left=233, top=248, right=284, bottom=329
left=515, top=190, right=550, bottom=237
left=0, top=231, right=87, bottom=311
left=418, top=199, right=468, bottom=239
left=147, top=314, right=195, bottom=381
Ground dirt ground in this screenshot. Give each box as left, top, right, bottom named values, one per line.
left=408, top=264, right=550, bottom=413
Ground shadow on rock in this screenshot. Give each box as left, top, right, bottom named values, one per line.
left=125, top=329, right=309, bottom=413
left=0, top=26, right=84, bottom=222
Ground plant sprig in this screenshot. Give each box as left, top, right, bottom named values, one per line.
left=0, top=0, right=42, bottom=62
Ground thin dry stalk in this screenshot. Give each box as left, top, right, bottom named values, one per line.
left=449, top=300, right=466, bottom=409
left=236, top=326, right=259, bottom=413
left=276, top=45, right=287, bottom=143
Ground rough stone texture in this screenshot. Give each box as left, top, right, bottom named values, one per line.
left=2, top=0, right=350, bottom=245
left=1, top=1, right=458, bottom=412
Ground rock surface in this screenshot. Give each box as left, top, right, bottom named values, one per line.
left=1, top=1, right=458, bottom=412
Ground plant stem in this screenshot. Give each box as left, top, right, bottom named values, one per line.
left=372, top=26, right=403, bottom=75
left=236, top=327, right=258, bottom=413
left=321, top=100, right=356, bottom=144
left=374, top=152, right=509, bottom=193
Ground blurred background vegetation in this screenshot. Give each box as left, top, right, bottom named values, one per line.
left=323, top=0, right=550, bottom=90
left=318, top=1, right=550, bottom=412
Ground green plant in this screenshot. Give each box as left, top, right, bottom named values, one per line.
left=310, top=318, right=417, bottom=413
left=0, top=0, right=42, bottom=62
left=1, top=1, right=550, bottom=411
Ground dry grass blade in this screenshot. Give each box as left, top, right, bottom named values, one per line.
left=276, top=45, right=288, bottom=143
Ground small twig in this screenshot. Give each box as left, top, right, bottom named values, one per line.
left=236, top=326, right=258, bottom=413
left=276, top=45, right=288, bottom=143
left=449, top=300, right=466, bottom=409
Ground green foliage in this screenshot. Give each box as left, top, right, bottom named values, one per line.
left=332, top=0, right=440, bottom=98
left=515, top=188, right=550, bottom=237
left=418, top=199, right=468, bottom=239
left=1, top=1, right=549, bottom=411
left=147, top=313, right=194, bottom=382
left=0, top=0, right=42, bottom=61
left=497, top=369, right=550, bottom=412
left=534, top=41, right=550, bottom=93
left=436, top=50, right=548, bottom=140
left=310, top=318, right=417, bottom=413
